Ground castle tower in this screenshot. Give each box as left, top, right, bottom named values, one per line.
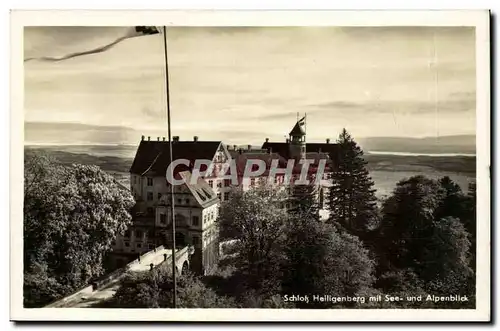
left=288, top=116, right=306, bottom=161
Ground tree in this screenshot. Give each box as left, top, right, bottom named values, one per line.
left=107, top=267, right=235, bottom=308
left=462, top=182, right=477, bottom=271
left=421, top=217, right=473, bottom=297
left=23, top=151, right=135, bottom=307
left=377, top=175, right=474, bottom=304
left=434, top=176, right=465, bottom=221
left=328, top=128, right=378, bottom=237
left=288, top=182, right=320, bottom=220
left=323, top=228, right=376, bottom=307
left=281, top=212, right=332, bottom=308
left=218, top=185, right=288, bottom=293
left=282, top=213, right=375, bottom=308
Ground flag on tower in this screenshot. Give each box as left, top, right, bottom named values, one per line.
left=298, top=116, right=306, bottom=126
left=24, top=26, right=161, bottom=63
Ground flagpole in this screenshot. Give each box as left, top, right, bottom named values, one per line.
left=163, top=25, right=177, bottom=308
left=304, top=112, right=307, bottom=153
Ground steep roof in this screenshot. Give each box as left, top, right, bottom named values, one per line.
left=130, top=140, right=223, bottom=175
left=232, top=152, right=288, bottom=176
left=178, top=171, right=219, bottom=208
left=261, top=141, right=341, bottom=168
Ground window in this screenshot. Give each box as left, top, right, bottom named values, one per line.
left=124, top=242, right=130, bottom=247
left=137, top=243, right=142, bottom=248
left=147, top=177, right=153, bottom=186
left=208, top=180, right=213, bottom=188
left=157, top=193, right=162, bottom=200
left=203, top=215, right=207, bottom=224
left=192, top=216, right=199, bottom=226
left=124, top=230, right=130, bottom=238
left=217, top=181, right=222, bottom=188
left=160, top=214, right=167, bottom=224
left=136, top=230, right=143, bottom=239
left=185, top=198, right=190, bottom=205
left=177, top=198, right=182, bottom=204
left=217, top=193, right=221, bottom=200
left=224, top=192, right=229, bottom=201
left=147, top=192, right=153, bottom=201
left=224, top=179, right=231, bottom=187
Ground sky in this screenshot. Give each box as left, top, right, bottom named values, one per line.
left=24, top=26, right=476, bottom=145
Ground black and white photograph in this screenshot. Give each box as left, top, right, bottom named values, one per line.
left=10, top=10, right=490, bottom=322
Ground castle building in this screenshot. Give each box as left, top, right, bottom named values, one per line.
left=110, top=119, right=338, bottom=272
left=110, top=136, right=229, bottom=274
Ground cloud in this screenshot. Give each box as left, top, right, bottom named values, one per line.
left=307, top=96, right=475, bottom=116
left=24, top=26, right=476, bottom=143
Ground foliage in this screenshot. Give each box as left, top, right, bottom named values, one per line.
left=288, top=182, right=320, bottom=220
left=375, top=175, right=475, bottom=307
left=328, top=128, right=378, bottom=237
left=462, top=182, right=477, bottom=271
left=421, top=217, right=474, bottom=296
left=218, top=185, right=289, bottom=293
left=322, top=228, right=376, bottom=306
left=23, top=151, right=135, bottom=307
left=282, top=211, right=375, bottom=308
left=109, top=267, right=235, bottom=308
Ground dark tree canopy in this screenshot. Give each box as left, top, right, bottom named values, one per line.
left=375, top=175, right=474, bottom=304
left=283, top=211, right=375, bottom=308
left=218, top=185, right=289, bottom=293
left=328, top=128, right=378, bottom=237
left=23, top=151, right=135, bottom=307
left=107, top=267, right=235, bottom=308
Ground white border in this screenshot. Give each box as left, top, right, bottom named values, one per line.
left=10, top=10, right=491, bottom=322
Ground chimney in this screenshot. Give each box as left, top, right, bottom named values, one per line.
left=326, top=138, right=330, bottom=144
left=247, top=144, right=252, bottom=150
left=265, top=138, right=269, bottom=143
left=141, top=135, right=145, bottom=141
left=233, top=145, right=237, bottom=150
left=173, top=136, right=179, bottom=143
left=162, top=137, right=165, bottom=141
left=193, top=136, right=199, bottom=142
left=148, top=136, right=151, bottom=141
left=238, top=149, right=242, bottom=155
left=157, top=137, right=160, bottom=141
left=286, top=138, right=289, bottom=143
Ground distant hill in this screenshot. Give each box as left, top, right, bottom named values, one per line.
left=358, top=135, right=476, bottom=154
left=25, top=122, right=476, bottom=154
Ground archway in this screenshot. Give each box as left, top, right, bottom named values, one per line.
left=181, top=260, right=189, bottom=275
